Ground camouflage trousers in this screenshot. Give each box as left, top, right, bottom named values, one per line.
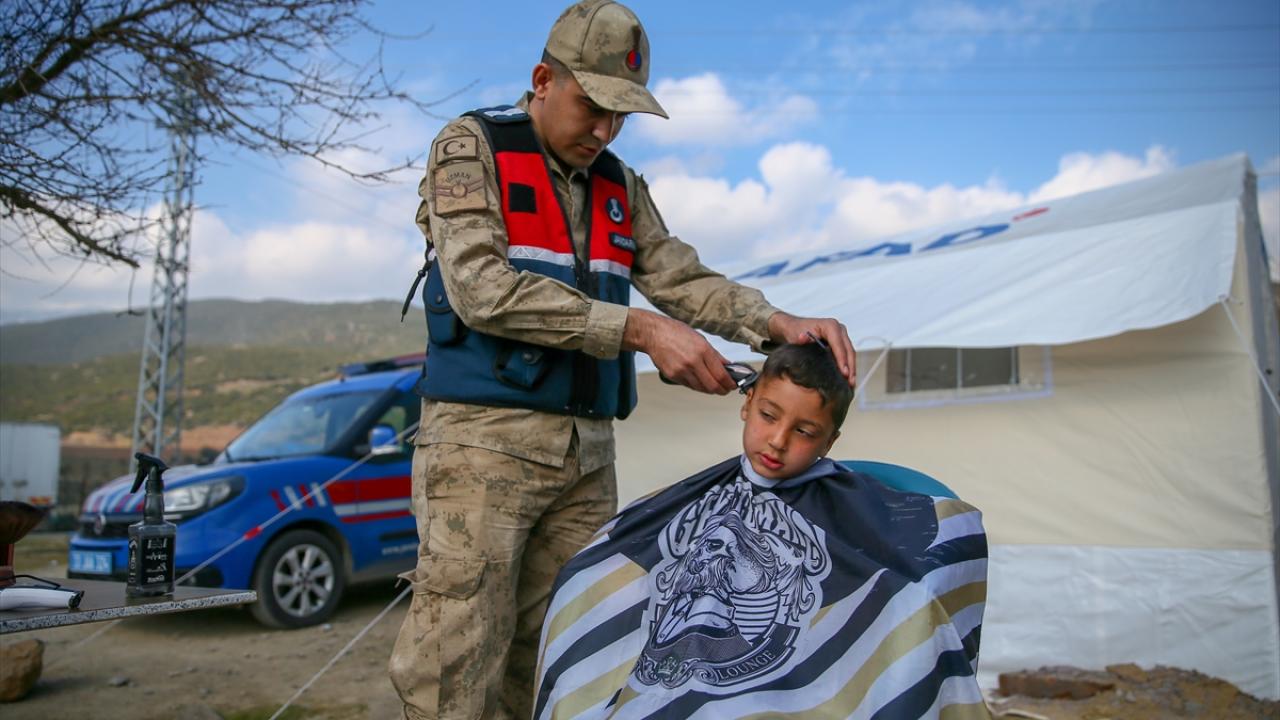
left=388, top=438, right=617, bottom=720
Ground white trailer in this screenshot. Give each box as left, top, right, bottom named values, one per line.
left=0, top=422, right=61, bottom=507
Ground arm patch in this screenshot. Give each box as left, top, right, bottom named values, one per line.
left=432, top=160, right=488, bottom=216
left=435, top=134, right=478, bottom=164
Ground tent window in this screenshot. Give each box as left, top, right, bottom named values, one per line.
left=861, top=346, right=1052, bottom=409
left=886, top=348, right=1019, bottom=393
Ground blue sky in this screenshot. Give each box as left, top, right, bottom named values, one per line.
left=1, top=0, right=1277, bottom=323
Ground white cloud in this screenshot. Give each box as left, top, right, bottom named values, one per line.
left=1028, top=146, right=1175, bottom=203
left=191, top=215, right=420, bottom=303
left=1, top=148, right=426, bottom=323
left=631, top=73, right=817, bottom=147
left=827, top=177, right=1023, bottom=246
left=647, top=144, right=1180, bottom=268
left=6, top=141, right=1264, bottom=324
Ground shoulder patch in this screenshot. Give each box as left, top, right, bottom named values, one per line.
left=471, top=105, right=530, bottom=124
left=435, top=134, right=478, bottom=164
left=432, top=160, right=488, bottom=216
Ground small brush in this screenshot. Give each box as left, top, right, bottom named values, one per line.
left=0, top=501, right=48, bottom=589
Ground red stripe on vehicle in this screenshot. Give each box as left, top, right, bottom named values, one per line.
left=358, top=475, right=411, bottom=502
left=340, top=509, right=412, bottom=524
left=244, top=526, right=262, bottom=540
left=298, top=485, right=316, bottom=507
left=269, top=489, right=287, bottom=511
left=326, top=480, right=359, bottom=505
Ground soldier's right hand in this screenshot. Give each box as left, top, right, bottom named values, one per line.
left=623, top=309, right=737, bottom=395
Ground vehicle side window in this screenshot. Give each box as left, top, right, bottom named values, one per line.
left=372, top=392, right=422, bottom=452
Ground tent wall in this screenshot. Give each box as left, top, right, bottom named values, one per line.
left=1240, top=168, right=1280, bottom=650
left=615, top=236, right=1278, bottom=698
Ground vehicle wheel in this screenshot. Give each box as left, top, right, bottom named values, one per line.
left=249, top=529, right=345, bottom=629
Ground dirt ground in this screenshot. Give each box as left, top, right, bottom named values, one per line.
left=4, top=534, right=1277, bottom=719
left=988, top=666, right=1279, bottom=720
left=4, top=533, right=407, bottom=720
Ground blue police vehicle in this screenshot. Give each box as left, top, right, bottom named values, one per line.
left=68, top=355, right=423, bottom=628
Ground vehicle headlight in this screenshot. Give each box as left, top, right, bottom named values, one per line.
left=164, top=476, right=245, bottom=521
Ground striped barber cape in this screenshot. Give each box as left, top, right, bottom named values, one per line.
left=534, top=456, right=990, bottom=720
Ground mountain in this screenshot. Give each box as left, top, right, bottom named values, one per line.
left=0, top=299, right=426, bottom=441
left=0, top=298, right=425, bottom=365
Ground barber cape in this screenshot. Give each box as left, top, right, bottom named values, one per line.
left=534, top=456, right=990, bottom=720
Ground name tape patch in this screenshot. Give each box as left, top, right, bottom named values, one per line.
left=610, top=233, right=636, bottom=252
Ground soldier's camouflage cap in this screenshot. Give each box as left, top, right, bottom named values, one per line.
left=545, top=0, right=668, bottom=118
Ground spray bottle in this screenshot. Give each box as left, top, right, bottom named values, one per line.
left=126, top=452, right=176, bottom=597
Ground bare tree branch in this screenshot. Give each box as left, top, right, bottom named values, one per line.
left=0, top=0, right=451, bottom=268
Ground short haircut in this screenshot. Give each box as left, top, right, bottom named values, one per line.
left=541, top=50, right=571, bottom=80
left=759, top=343, right=854, bottom=431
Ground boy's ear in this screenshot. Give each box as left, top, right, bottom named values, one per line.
left=740, top=387, right=754, bottom=421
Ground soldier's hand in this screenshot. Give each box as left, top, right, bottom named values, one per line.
left=623, top=309, right=737, bottom=395
left=768, top=312, right=857, bottom=386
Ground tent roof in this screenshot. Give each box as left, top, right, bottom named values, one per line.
left=639, top=153, right=1252, bottom=367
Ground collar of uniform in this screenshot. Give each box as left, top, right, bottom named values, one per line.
left=518, top=92, right=590, bottom=185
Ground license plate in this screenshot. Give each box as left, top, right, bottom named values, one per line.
left=70, top=550, right=113, bottom=574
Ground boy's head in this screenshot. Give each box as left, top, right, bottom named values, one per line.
left=740, top=343, right=853, bottom=480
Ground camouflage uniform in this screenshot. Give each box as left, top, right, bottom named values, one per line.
left=389, top=4, right=780, bottom=719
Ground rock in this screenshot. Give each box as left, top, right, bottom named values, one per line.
left=1106, top=662, right=1148, bottom=683
left=175, top=703, right=225, bottom=720
left=108, top=675, right=130, bottom=687
left=321, top=623, right=333, bottom=632
left=998, top=666, right=1116, bottom=700
left=0, top=638, right=43, bottom=702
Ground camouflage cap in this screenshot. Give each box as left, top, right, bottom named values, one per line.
left=545, top=0, right=668, bottom=118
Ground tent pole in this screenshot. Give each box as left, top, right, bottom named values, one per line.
left=1219, top=296, right=1280, bottom=417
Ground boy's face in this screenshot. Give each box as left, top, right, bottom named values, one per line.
left=740, top=375, right=840, bottom=480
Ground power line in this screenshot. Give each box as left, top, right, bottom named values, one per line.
left=658, top=104, right=1279, bottom=116
left=662, top=23, right=1280, bottom=37
left=656, top=85, right=1280, bottom=98
left=430, top=60, right=1280, bottom=75
left=657, top=61, right=1280, bottom=76
left=232, top=156, right=418, bottom=237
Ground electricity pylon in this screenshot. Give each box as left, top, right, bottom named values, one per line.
left=130, top=95, right=195, bottom=469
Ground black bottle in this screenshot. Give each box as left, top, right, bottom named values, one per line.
left=126, top=452, right=176, bottom=597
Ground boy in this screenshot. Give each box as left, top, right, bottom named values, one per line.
left=533, top=344, right=991, bottom=719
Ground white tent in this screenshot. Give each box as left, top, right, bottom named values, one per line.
left=615, top=154, right=1280, bottom=699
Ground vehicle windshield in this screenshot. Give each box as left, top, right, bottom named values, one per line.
left=224, top=389, right=382, bottom=461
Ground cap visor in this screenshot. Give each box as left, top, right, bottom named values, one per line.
left=572, top=70, right=668, bottom=118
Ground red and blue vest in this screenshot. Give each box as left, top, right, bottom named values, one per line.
left=417, top=106, right=638, bottom=419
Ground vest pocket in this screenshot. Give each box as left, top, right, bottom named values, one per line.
left=493, top=343, right=550, bottom=390
left=425, top=286, right=467, bottom=346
